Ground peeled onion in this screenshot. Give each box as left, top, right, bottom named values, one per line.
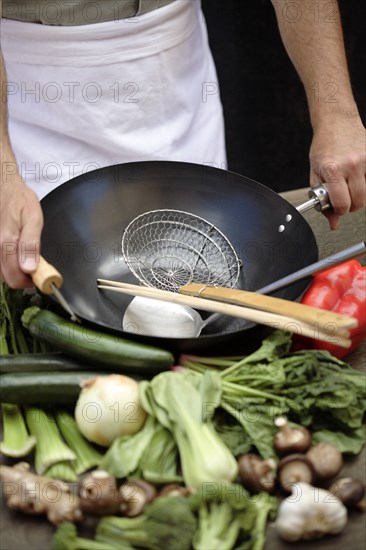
left=75, top=374, right=147, bottom=447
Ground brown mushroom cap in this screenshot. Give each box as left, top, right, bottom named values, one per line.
left=273, top=417, right=311, bottom=455
left=277, top=454, right=316, bottom=493
left=329, top=478, right=365, bottom=509
left=238, top=453, right=277, bottom=494
left=306, top=442, right=343, bottom=480
left=119, top=479, right=158, bottom=517
left=79, top=470, right=122, bottom=515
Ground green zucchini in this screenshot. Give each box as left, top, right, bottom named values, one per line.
left=0, top=353, right=88, bottom=374
left=21, top=307, right=174, bottom=373
left=0, top=371, right=144, bottom=406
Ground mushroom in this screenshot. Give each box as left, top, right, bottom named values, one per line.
left=158, top=484, right=192, bottom=498
left=306, top=442, right=343, bottom=480
left=273, top=417, right=311, bottom=455
left=119, top=479, right=158, bottom=517
left=238, top=453, right=277, bottom=493
left=79, top=470, right=123, bottom=515
left=277, top=454, right=316, bottom=493
left=329, top=478, right=366, bottom=510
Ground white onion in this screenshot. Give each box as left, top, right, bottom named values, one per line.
left=74, top=374, right=147, bottom=447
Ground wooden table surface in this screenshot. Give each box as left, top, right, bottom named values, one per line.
left=1, top=189, right=365, bottom=550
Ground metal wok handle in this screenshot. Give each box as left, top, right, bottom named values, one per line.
left=256, top=242, right=366, bottom=295
left=296, top=184, right=331, bottom=214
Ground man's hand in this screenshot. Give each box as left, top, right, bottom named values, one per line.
left=271, top=0, right=366, bottom=229
left=0, top=174, right=43, bottom=288
left=1, top=50, right=43, bottom=288
left=310, top=114, right=366, bottom=229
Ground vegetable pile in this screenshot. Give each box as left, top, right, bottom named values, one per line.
left=181, top=330, right=366, bottom=456
left=1, top=281, right=366, bottom=550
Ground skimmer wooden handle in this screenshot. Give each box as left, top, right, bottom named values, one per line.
left=31, top=256, right=63, bottom=294
left=180, top=283, right=358, bottom=330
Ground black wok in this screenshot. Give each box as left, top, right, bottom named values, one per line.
left=40, top=161, right=318, bottom=355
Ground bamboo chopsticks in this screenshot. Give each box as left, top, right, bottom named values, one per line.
left=97, top=279, right=353, bottom=348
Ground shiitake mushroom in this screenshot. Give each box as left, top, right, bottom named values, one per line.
left=273, top=417, right=311, bottom=456
left=238, top=453, right=277, bottom=493
left=329, top=478, right=366, bottom=510
left=79, top=470, right=122, bottom=515
left=306, top=442, right=343, bottom=480
left=119, top=479, right=158, bottom=517
left=277, top=454, right=316, bottom=493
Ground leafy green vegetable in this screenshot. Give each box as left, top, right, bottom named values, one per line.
left=52, top=522, right=121, bottom=550
left=189, top=483, right=277, bottom=550
left=100, top=414, right=182, bottom=483
left=213, top=410, right=253, bottom=456
left=136, top=424, right=183, bottom=484
left=102, top=369, right=238, bottom=487
left=99, top=415, right=159, bottom=479
left=96, top=496, right=197, bottom=550
left=138, top=370, right=239, bottom=488
left=181, top=331, right=366, bottom=456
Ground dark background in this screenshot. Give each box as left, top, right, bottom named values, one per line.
left=201, top=0, right=366, bottom=192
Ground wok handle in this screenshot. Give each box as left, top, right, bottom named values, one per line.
left=296, top=185, right=331, bottom=214
left=180, top=283, right=358, bottom=330
left=32, top=256, right=63, bottom=295
left=256, top=242, right=366, bottom=295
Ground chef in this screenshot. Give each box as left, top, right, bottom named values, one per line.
left=1, top=0, right=365, bottom=288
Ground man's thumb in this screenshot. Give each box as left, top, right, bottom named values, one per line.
left=18, top=225, right=41, bottom=273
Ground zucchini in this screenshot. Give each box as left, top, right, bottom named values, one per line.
left=0, top=371, right=145, bottom=406
left=0, top=353, right=88, bottom=374
left=21, top=307, right=174, bottom=373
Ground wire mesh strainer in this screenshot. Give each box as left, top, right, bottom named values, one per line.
left=121, top=209, right=241, bottom=292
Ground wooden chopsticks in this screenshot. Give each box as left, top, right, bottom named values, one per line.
left=97, top=279, right=353, bottom=348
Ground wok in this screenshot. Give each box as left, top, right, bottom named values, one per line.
left=40, top=161, right=318, bottom=355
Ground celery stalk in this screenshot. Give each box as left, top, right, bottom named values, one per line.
left=44, top=461, right=78, bottom=482
left=55, top=410, right=103, bottom=475
left=0, top=404, right=36, bottom=457
left=25, top=407, right=76, bottom=475
left=0, top=291, right=35, bottom=457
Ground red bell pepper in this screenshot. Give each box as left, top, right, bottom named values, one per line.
left=292, top=259, right=366, bottom=359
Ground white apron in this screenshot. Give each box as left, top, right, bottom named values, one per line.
left=1, top=0, right=226, bottom=199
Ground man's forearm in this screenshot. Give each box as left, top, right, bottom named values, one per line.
left=1, top=1, right=11, bottom=158
left=1, top=49, right=22, bottom=192
left=270, top=0, right=360, bottom=129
